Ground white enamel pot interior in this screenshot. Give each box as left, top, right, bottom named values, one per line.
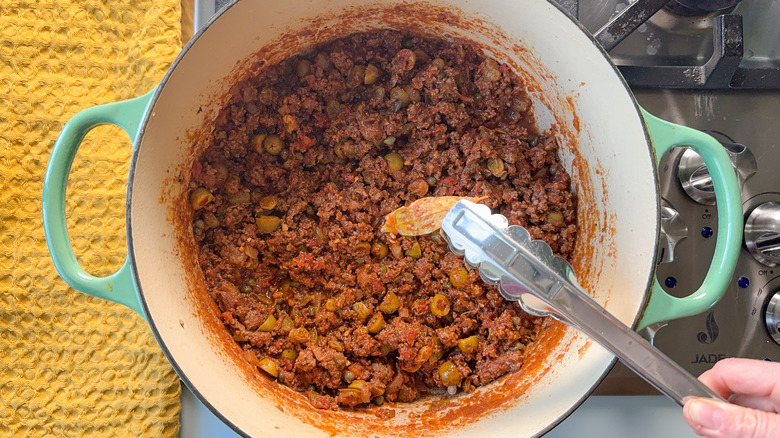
left=128, top=0, right=658, bottom=436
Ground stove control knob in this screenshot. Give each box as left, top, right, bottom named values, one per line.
left=677, top=142, right=756, bottom=205
left=766, top=290, right=780, bottom=345
left=746, top=202, right=780, bottom=267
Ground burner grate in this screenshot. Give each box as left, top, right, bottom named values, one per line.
left=553, top=0, right=780, bottom=89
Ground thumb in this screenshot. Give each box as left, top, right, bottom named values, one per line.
left=684, top=398, right=780, bottom=438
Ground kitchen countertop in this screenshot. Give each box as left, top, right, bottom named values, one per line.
left=179, top=384, right=697, bottom=437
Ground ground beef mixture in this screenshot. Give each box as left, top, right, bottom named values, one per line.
left=189, top=30, right=577, bottom=413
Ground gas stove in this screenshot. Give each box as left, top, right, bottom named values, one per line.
left=574, top=0, right=780, bottom=396
left=185, top=1, right=780, bottom=436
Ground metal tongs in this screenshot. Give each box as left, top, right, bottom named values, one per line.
left=440, top=200, right=725, bottom=406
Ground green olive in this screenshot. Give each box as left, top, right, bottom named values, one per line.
left=348, top=379, right=366, bottom=390
left=263, top=135, right=285, bottom=155
left=257, top=314, right=277, bottom=332
left=383, top=152, right=404, bottom=171
left=251, top=134, right=267, bottom=154
left=367, top=312, right=386, bottom=334
left=428, top=338, right=444, bottom=364
left=448, top=267, right=469, bottom=288
left=389, top=87, right=411, bottom=109
left=364, top=64, right=381, bottom=85
left=258, top=357, right=279, bottom=378
left=203, top=212, right=220, bottom=228
left=356, top=241, right=371, bottom=252
left=405, top=242, right=422, bottom=259
left=281, top=348, right=298, bottom=360
left=438, top=361, right=461, bottom=386
left=256, top=215, right=282, bottom=234
left=282, top=115, right=297, bottom=133
left=289, top=327, right=311, bottom=343
left=546, top=211, right=565, bottom=227
left=457, top=335, right=479, bottom=354
left=296, top=59, right=311, bottom=77
left=430, top=294, right=450, bottom=317
left=190, top=187, right=214, bottom=210
left=259, top=195, right=278, bottom=211
left=378, top=291, right=400, bottom=314
left=398, top=48, right=416, bottom=70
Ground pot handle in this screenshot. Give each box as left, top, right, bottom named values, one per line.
left=638, top=107, right=742, bottom=329
left=42, top=89, right=156, bottom=318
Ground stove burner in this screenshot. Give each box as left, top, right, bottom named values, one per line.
left=665, top=0, right=743, bottom=17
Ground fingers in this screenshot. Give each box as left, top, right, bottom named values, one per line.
left=698, top=358, right=780, bottom=405
left=731, top=394, right=779, bottom=413
left=683, top=398, right=780, bottom=438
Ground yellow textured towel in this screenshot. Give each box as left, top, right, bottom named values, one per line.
left=1, top=1, right=183, bottom=436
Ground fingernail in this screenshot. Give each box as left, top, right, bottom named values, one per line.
left=689, top=399, right=725, bottom=430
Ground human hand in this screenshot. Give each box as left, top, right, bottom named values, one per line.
left=682, top=358, right=780, bottom=438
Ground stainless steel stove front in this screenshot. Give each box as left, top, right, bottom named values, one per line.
left=577, top=0, right=780, bottom=395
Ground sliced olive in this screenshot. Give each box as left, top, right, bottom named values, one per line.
left=256, top=215, right=282, bottom=234
left=258, top=357, right=279, bottom=378
left=251, top=134, right=267, bottom=154
left=367, top=312, right=386, bottom=334
left=259, top=195, right=278, bottom=211
left=378, top=291, right=400, bottom=314
left=389, top=87, right=411, bottom=109
left=430, top=294, right=450, bottom=317
left=190, top=187, right=214, bottom=210
left=364, top=64, right=381, bottom=85
left=282, top=115, right=297, bottom=133
left=289, top=327, right=311, bottom=343
left=353, top=302, right=372, bottom=321
left=405, top=242, right=422, bottom=259
left=546, top=211, right=565, bottom=227
left=263, top=135, right=285, bottom=155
